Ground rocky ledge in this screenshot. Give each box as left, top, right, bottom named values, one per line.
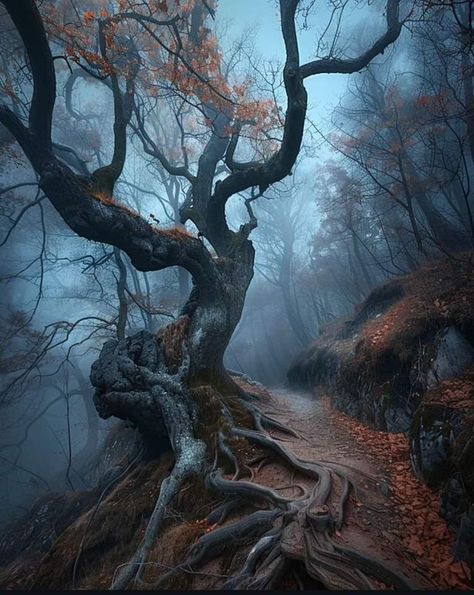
left=288, top=257, right=474, bottom=568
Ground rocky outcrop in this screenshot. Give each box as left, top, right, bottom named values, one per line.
left=410, top=370, right=474, bottom=567
left=427, top=327, right=474, bottom=387
left=288, top=257, right=474, bottom=567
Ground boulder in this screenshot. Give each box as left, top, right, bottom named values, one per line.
left=427, top=327, right=474, bottom=388
left=409, top=404, right=457, bottom=487
left=288, top=258, right=474, bottom=565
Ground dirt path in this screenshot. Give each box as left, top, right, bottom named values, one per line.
left=2, top=381, right=470, bottom=591
left=253, top=386, right=472, bottom=590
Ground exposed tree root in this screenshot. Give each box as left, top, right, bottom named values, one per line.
left=242, top=402, right=301, bottom=439
left=222, top=532, right=280, bottom=589
left=148, top=510, right=281, bottom=588
left=207, top=468, right=302, bottom=508
left=86, top=331, right=416, bottom=590
left=206, top=498, right=243, bottom=525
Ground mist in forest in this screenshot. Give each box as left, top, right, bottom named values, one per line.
left=0, top=0, right=472, bottom=575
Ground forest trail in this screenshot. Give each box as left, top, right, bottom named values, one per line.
left=251, top=387, right=472, bottom=590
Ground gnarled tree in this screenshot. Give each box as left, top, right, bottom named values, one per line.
left=0, top=0, right=405, bottom=589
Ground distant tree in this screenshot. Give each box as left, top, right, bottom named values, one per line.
left=254, top=182, right=314, bottom=345
left=0, top=0, right=402, bottom=587
left=331, top=66, right=470, bottom=254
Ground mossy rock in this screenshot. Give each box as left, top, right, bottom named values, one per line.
left=453, top=504, right=474, bottom=568
left=454, top=425, right=474, bottom=500
left=378, top=392, right=413, bottom=432
left=409, top=404, right=455, bottom=488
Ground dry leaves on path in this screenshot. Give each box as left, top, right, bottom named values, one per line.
left=323, top=397, right=472, bottom=590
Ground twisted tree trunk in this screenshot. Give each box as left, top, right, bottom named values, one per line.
left=83, top=236, right=417, bottom=590
left=185, top=243, right=255, bottom=387
left=0, top=0, right=405, bottom=589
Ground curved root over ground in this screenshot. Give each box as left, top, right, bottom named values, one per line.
left=74, top=331, right=418, bottom=590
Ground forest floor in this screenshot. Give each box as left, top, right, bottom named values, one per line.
left=1, top=383, right=472, bottom=590
left=255, top=387, right=472, bottom=590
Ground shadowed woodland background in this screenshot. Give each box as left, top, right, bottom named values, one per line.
left=0, top=0, right=473, bottom=590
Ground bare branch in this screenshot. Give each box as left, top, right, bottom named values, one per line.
left=0, top=0, right=56, bottom=150
left=300, top=0, right=402, bottom=78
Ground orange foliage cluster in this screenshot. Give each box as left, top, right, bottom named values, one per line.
left=323, top=398, right=472, bottom=589
left=156, top=26, right=280, bottom=152
left=38, top=0, right=280, bottom=160
left=83, top=10, right=96, bottom=23
left=330, top=82, right=456, bottom=201
left=91, top=190, right=140, bottom=218
left=43, top=2, right=140, bottom=79
left=234, top=98, right=281, bottom=155
left=43, top=4, right=113, bottom=75
left=154, top=10, right=228, bottom=109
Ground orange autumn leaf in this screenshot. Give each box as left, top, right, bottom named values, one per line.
left=83, top=10, right=95, bottom=24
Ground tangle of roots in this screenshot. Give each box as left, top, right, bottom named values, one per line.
left=88, top=331, right=415, bottom=591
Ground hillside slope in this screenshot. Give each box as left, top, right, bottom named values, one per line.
left=3, top=386, right=471, bottom=590
left=288, top=256, right=474, bottom=568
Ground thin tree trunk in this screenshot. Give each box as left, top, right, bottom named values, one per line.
left=114, top=248, right=128, bottom=340
left=462, top=52, right=474, bottom=165
left=350, top=229, right=374, bottom=290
